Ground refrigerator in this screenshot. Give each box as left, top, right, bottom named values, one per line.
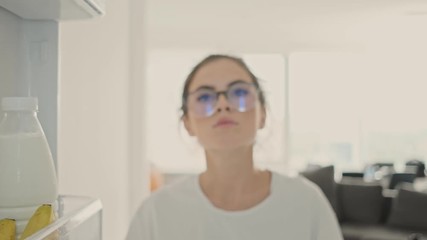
left=1, top=1, right=105, bottom=239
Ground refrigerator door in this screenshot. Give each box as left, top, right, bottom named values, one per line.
left=0, top=0, right=105, bottom=20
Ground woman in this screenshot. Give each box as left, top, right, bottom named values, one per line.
left=126, top=54, right=343, bottom=240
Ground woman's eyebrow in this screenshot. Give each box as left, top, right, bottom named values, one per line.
left=227, top=80, right=247, bottom=87
left=193, top=80, right=248, bottom=92
left=193, top=85, right=215, bottom=92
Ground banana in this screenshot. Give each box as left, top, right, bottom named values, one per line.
left=0, top=218, right=16, bottom=240
left=19, top=205, right=55, bottom=240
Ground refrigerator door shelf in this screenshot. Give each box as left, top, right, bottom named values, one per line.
left=0, top=0, right=105, bottom=20
left=25, top=195, right=103, bottom=240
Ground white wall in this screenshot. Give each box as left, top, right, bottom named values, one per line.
left=145, top=0, right=427, bottom=53
left=58, top=0, right=148, bottom=240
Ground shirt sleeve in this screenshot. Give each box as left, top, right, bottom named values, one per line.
left=311, top=187, right=343, bottom=240
left=126, top=199, right=157, bottom=240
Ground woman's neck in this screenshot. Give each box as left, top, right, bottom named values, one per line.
left=204, top=146, right=254, bottom=179
left=199, top=146, right=272, bottom=211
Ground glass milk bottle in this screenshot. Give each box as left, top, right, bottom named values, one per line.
left=0, top=97, right=58, bottom=228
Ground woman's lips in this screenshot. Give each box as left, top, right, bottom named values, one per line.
left=214, top=118, right=238, bottom=128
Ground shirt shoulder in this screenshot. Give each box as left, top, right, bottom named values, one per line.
left=129, top=175, right=200, bottom=234
left=272, top=171, right=324, bottom=199
left=143, top=174, right=200, bottom=208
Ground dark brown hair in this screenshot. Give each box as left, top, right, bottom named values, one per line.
left=180, top=54, right=266, bottom=117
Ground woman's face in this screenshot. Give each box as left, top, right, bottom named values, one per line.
left=183, top=58, right=266, bottom=151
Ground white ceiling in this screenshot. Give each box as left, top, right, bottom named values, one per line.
left=145, top=0, right=427, bottom=54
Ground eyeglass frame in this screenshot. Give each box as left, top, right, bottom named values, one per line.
left=182, top=80, right=261, bottom=117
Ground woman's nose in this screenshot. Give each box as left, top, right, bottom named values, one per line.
left=216, top=93, right=231, bottom=112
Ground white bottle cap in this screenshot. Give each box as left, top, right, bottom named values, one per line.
left=1, top=97, right=38, bottom=111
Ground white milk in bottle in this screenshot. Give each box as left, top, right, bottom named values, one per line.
left=0, top=97, right=58, bottom=234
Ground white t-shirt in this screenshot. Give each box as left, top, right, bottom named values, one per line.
left=126, top=171, right=343, bottom=240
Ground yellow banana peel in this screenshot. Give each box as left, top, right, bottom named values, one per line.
left=19, top=205, right=56, bottom=240
left=0, top=218, right=16, bottom=240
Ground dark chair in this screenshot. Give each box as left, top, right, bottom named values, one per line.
left=342, top=172, right=364, bottom=178
left=405, top=159, right=426, bottom=178
left=388, top=173, right=417, bottom=189
left=364, top=162, right=396, bottom=181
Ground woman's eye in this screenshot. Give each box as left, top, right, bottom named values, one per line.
left=233, top=88, right=249, bottom=96
left=197, top=94, right=214, bottom=102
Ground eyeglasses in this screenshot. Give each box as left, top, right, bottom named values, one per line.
left=186, top=81, right=259, bottom=117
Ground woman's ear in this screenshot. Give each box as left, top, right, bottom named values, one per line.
left=183, top=115, right=195, bottom=136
